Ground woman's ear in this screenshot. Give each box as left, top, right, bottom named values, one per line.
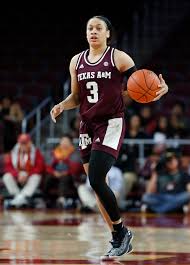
left=106, top=30, right=110, bottom=39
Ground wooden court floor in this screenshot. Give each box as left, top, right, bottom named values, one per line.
left=0, top=210, right=190, bottom=264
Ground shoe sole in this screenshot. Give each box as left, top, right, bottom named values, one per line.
left=100, top=245, right=132, bottom=261
left=127, top=243, right=133, bottom=254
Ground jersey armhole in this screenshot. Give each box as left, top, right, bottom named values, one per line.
left=111, top=48, right=115, bottom=67
left=75, top=51, right=85, bottom=71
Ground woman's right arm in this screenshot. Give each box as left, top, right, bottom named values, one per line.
left=50, top=54, right=80, bottom=123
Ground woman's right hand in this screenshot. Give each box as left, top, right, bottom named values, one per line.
left=50, top=103, right=64, bottom=123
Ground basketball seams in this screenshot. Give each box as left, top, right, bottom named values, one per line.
left=138, top=69, right=155, bottom=103
left=130, top=87, right=153, bottom=103
left=137, top=88, right=154, bottom=103
left=142, top=69, right=156, bottom=91
left=130, top=75, right=148, bottom=93
left=144, top=70, right=160, bottom=92
left=137, top=93, right=148, bottom=102
left=149, top=76, right=160, bottom=91
left=127, top=90, right=144, bottom=94
left=128, top=85, right=155, bottom=96
left=130, top=76, right=156, bottom=97
left=127, top=69, right=160, bottom=103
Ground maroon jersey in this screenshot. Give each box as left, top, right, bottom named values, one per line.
left=76, top=46, right=124, bottom=122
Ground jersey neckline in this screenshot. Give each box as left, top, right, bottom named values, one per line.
left=84, top=46, right=110, bottom=66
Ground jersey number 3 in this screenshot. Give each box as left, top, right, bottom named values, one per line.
left=86, top=81, right=98, bottom=103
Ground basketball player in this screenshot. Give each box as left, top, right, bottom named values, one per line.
left=50, top=16, right=168, bottom=258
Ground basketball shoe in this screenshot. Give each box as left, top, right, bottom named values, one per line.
left=103, top=227, right=133, bottom=258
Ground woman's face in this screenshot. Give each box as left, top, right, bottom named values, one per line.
left=140, top=106, right=151, bottom=119
left=20, top=142, right=31, bottom=152
left=158, top=116, right=168, bottom=129
left=130, top=115, right=141, bottom=128
left=166, top=157, right=179, bottom=171
left=86, top=18, right=110, bottom=48
left=60, top=137, right=72, bottom=149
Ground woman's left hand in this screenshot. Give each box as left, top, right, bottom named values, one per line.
left=153, top=74, right=169, bottom=101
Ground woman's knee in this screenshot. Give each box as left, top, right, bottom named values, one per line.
left=88, top=172, right=101, bottom=191
left=88, top=150, right=115, bottom=191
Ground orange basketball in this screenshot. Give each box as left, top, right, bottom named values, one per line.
left=127, top=69, right=160, bottom=103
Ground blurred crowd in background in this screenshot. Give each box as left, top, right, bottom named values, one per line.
left=1, top=97, right=190, bottom=214
left=1, top=0, right=190, bottom=214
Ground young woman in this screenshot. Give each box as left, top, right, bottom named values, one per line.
left=50, top=15, right=169, bottom=258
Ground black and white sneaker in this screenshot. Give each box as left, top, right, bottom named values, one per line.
left=103, top=227, right=133, bottom=258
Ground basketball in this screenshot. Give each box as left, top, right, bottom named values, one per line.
left=127, top=69, right=160, bottom=103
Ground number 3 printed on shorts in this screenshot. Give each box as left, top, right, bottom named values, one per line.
left=86, top=81, right=98, bottom=103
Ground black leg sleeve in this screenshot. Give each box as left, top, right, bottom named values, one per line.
left=88, top=150, right=121, bottom=222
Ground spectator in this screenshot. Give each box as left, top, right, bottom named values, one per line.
left=8, top=101, right=24, bottom=139
left=171, top=100, right=188, bottom=123
left=140, top=133, right=167, bottom=179
left=2, top=133, right=45, bottom=208
left=45, top=134, right=84, bottom=209
left=180, top=155, right=190, bottom=176
left=116, top=114, right=148, bottom=197
left=139, top=105, right=156, bottom=136
left=168, top=100, right=190, bottom=139
left=152, top=115, right=170, bottom=138
left=141, top=152, right=190, bottom=213
left=0, top=97, right=12, bottom=119
left=9, top=101, right=24, bottom=123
